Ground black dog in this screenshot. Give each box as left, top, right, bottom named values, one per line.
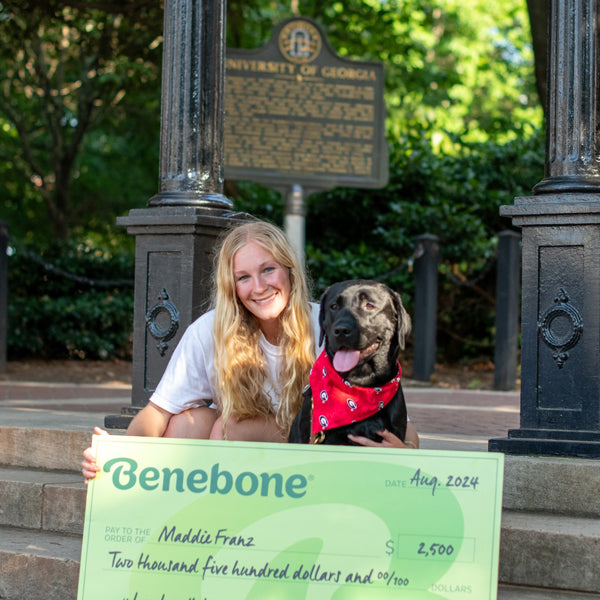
left=289, top=279, right=411, bottom=445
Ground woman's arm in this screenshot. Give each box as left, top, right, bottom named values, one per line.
left=126, top=401, right=173, bottom=437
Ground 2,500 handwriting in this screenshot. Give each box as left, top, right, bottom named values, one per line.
left=417, top=542, right=455, bottom=558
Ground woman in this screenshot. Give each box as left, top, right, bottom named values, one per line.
left=82, top=220, right=418, bottom=480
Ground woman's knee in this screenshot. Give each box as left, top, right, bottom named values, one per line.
left=163, top=407, right=218, bottom=439
left=209, top=415, right=286, bottom=442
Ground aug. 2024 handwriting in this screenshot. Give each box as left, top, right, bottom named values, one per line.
left=409, top=468, right=480, bottom=496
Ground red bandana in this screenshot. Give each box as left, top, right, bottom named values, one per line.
left=310, top=350, right=402, bottom=435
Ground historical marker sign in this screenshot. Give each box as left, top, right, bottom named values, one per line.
left=224, top=17, right=388, bottom=193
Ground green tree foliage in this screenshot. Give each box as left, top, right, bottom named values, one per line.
left=1, top=0, right=545, bottom=363
left=227, top=0, right=541, bottom=144
left=0, top=0, right=163, bottom=241
left=0, top=0, right=541, bottom=240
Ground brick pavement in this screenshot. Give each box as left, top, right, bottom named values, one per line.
left=0, top=379, right=521, bottom=452
left=405, top=387, right=520, bottom=438
left=0, top=381, right=130, bottom=400
left=0, top=381, right=130, bottom=413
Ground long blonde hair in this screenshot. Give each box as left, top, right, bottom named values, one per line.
left=211, top=220, right=315, bottom=435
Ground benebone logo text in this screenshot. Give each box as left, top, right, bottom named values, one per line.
left=102, top=458, right=308, bottom=498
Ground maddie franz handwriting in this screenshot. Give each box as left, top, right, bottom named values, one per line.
left=157, top=525, right=255, bottom=547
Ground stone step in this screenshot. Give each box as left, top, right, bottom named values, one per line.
left=2, top=430, right=599, bottom=534
left=499, top=585, right=600, bottom=599
left=0, top=525, right=81, bottom=600
left=502, top=455, right=600, bottom=518
left=500, top=510, right=600, bottom=593
left=0, top=426, right=93, bottom=472
left=0, top=467, right=86, bottom=535
left=2, top=472, right=600, bottom=596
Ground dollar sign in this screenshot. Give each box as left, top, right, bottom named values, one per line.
left=385, top=539, right=394, bottom=556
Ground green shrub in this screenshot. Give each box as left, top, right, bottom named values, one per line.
left=5, top=132, right=544, bottom=364
left=303, top=131, right=544, bottom=362
left=6, top=239, right=134, bottom=360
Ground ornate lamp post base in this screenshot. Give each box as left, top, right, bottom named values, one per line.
left=489, top=195, right=600, bottom=458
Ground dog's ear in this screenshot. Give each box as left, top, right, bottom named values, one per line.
left=318, top=286, right=331, bottom=347
left=389, top=288, right=411, bottom=350
left=318, top=281, right=343, bottom=347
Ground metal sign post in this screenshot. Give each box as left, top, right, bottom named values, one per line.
left=284, top=184, right=306, bottom=266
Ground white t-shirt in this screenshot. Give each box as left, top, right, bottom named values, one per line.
left=150, top=303, right=321, bottom=415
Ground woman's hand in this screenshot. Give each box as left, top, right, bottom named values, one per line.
left=81, top=426, right=109, bottom=483
left=348, top=425, right=419, bottom=449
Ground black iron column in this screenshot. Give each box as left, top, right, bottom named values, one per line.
left=149, top=0, right=231, bottom=208
left=412, top=234, right=439, bottom=382
left=534, top=0, right=600, bottom=194
left=489, top=0, right=600, bottom=457
left=106, top=0, right=240, bottom=428
left=493, top=230, right=521, bottom=391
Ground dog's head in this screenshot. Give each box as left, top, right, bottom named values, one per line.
left=318, top=279, right=411, bottom=387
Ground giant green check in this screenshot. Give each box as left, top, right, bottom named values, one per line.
left=78, top=436, right=504, bottom=600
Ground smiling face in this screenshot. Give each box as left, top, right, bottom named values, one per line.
left=233, top=240, right=291, bottom=343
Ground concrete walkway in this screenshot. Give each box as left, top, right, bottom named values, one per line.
left=0, top=379, right=520, bottom=451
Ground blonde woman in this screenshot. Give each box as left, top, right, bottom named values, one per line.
left=82, top=219, right=418, bottom=481
left=141, top=218, right=317, bottom=442
left=82, top=220, right=316, bottom=479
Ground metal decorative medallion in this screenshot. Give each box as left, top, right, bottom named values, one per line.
left=145, top=288, right=179, bottom=356
left=538, top=288, right=583, bottom=368
left=278, top=19, right=322, bottom=64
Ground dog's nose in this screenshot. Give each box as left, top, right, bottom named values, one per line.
left=333, top=313, right=356, bottom=341
left=334, top=325, right=352, bottom=338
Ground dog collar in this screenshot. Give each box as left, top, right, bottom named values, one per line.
left=310, top=350, right=402, bottom=435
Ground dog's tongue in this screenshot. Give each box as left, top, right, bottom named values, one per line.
left=333, top=350, right=360, bottom=373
